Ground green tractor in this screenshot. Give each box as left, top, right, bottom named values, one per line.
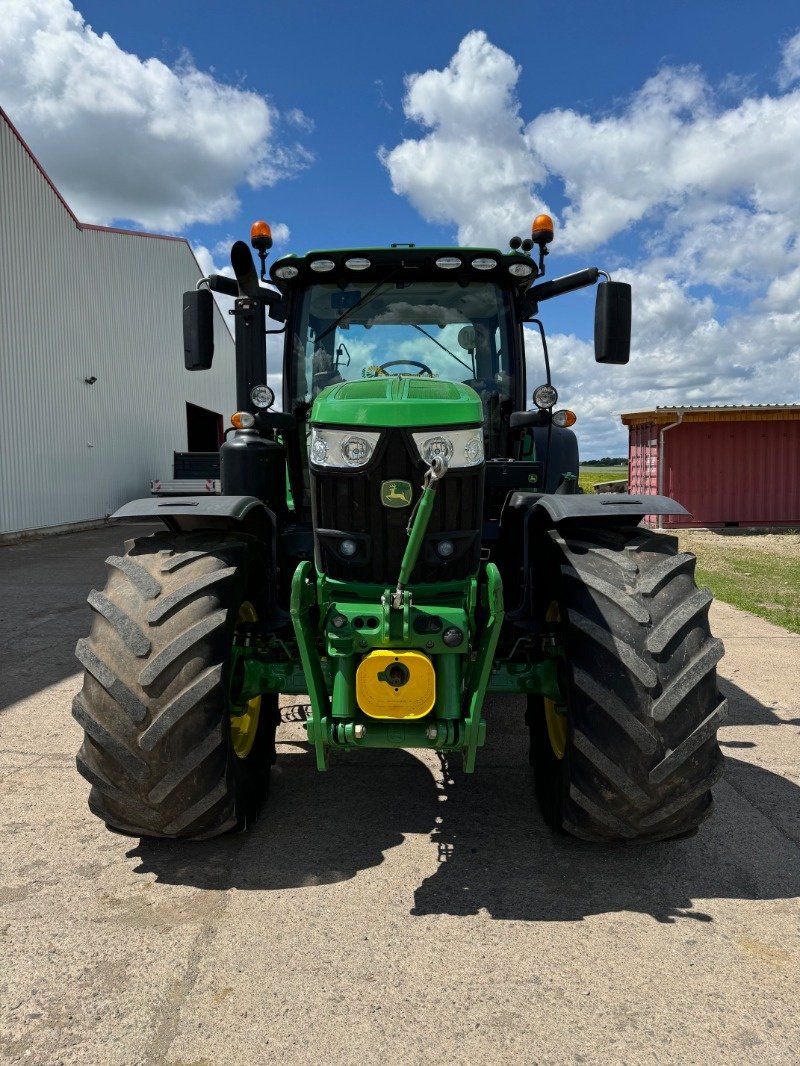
left=74, top=215, right=726, bottom=842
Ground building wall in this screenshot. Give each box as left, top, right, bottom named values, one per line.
left=627, top=416, right=800, bottom=527
left=0, top=111, right=238, bottom=535
left=664, top=420, right=800, bottom=527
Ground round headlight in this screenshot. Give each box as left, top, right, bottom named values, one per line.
left=310, top=259, right=336, bottom=272
left=472, top=257, right=497, bottom=271
left=340, top=435, right=374, bottom=466
left=275, top=265, right=298, bottom=280
left=436, top=540, right=456, bottom=559
left=311, top=436, right=328, bottom=464
left=311, top=427, right=381, bottom=468
left=533, top=384, right=559, bottom=409
left=339, top=539, right=358, bottom=557
left=463, top=432, right=484, bottom=465
left=250, top=384, right=275, bottom=409
left=421, top=436, right=454, bottom=464
left=509, top=262, right=534, bottom=278
left=344, top=257, right=371, bottom=271
left=435, top=257, right=462, bottom=270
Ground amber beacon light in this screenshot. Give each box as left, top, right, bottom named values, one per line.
left=250, top=220, right=273, bottom=250
left=531, top=214, right=554, bottom=246
left=250, top=220, right=273, bottom=280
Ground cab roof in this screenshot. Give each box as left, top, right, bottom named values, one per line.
left=269, top=245, right=538, bottom=291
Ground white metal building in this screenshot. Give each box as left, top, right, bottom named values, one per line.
left=0, top=107, right=237, bottom=536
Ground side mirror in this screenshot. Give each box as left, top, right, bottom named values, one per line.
left=183, top=289, right=215, bottom=371
left=594, top=281, right=631, bottom=364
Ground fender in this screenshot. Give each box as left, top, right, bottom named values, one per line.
left=530, top=492, right=689, bottom=523
left=111, top=494, right=276, bottom=539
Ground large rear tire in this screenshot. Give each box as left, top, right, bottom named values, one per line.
left=530, top=524, right=726, bottom=842
left=73, top=531, right=280, bottom=839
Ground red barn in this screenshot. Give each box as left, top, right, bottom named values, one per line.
left=621, top=405, right=800, bottom=528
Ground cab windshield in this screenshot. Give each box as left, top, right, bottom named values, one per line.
left=289, top=279, right=516, bottom=457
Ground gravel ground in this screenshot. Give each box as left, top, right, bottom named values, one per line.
left=676, top=528, right=800, bottom=556
left=1, top=523, right=798, bottom=1065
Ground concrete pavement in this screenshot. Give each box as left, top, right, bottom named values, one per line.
left=1, top=524, right=798, bottom=1064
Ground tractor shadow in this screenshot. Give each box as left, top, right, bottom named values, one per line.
left=129, top=681, right=800, bottom=923
left=128, top=739, right=441, bottom=892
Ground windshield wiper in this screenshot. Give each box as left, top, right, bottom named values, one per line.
left=411, top=324, right=475, bottom=376
left=315, top=269, right=401, bottom=344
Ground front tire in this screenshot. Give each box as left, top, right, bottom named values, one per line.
left=73, top=531, right=279, bottom=838
left=530, top=524, right=727, bottom=842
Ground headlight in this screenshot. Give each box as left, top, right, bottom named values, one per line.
left=412, top=428, right=484, bottom=468
left=251, top=384, right=275, bottom=409
left=310, top=427, right=381, bottom=468
left=533, top=383, right=558, bottom=409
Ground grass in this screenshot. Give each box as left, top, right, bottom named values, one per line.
left=673, top=529, right=800, bottom=634
left=577, top=467, right=799, bottom=633
left=578, top=464, right=628, bottom=493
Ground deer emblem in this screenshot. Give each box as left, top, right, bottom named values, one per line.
left=380, top=480, right=413, bottom=508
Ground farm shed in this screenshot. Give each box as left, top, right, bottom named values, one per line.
left=0, top=107, right=236, bottom=537
left=621, top=405, right=800, bottom=528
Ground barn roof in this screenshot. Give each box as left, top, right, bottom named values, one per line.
left=621, top=404, right=800, bottom=426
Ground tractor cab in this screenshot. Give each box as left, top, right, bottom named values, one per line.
left=276, top=250, right=523, bottom=464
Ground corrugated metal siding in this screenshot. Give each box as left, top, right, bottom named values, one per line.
left=1, top=112, right=241, bottom=534
left=628, top=422, right=659, bottom=496
left=663, top=420, right=800, bottom=527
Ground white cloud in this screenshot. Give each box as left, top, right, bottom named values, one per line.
left=379, top=31, right=547, bottom=247
left=0, top=0, right=311, bottom=230
left=383, top=33, right=800, bottom=456
left=530, top=73, right=800, bottom=254
left=270, top=222, right=291, bottom=246
left=778, top=28, right=800, bottom=89
left=536, top=266, right=800, bottom=455
left=284, top=108, right=314, bottom=133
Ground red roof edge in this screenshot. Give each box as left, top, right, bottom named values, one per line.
left=1, top=106, right=191, bottom=247
left=2, top=105, right=81, bottom=228
left=79, top=223, right=187, bottom=243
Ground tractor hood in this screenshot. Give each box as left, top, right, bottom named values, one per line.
left=310, top=377, right=482, bottom=429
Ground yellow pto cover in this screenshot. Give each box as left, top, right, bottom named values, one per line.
left=356, top=650, right=436, bottom=719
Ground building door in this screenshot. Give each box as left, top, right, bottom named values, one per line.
left=186, top=403, right=223, bottom=451
left=628, top=422, right=659, bottom=495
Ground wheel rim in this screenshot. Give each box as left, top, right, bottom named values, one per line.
left=230, top=601, right=261, bottom=760
left=544, top=601, right=568, bottom=760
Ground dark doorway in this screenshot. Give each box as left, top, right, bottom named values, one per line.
left=186, top=403, right=223, bottom=451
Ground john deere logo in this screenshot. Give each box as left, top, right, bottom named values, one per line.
left=381, top=480, right=413, bottom=508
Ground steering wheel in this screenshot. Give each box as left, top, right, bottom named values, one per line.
left=377, top=359, right=433, bottom=377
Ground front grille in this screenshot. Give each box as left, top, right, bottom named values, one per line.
left=311, top=429, right=483, bottom=584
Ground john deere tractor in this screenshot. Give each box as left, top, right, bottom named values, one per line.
left=74, top=216, right=726, bottom=841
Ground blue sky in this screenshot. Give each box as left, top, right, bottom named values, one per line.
left=2, top=1, right=799, bottom=455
